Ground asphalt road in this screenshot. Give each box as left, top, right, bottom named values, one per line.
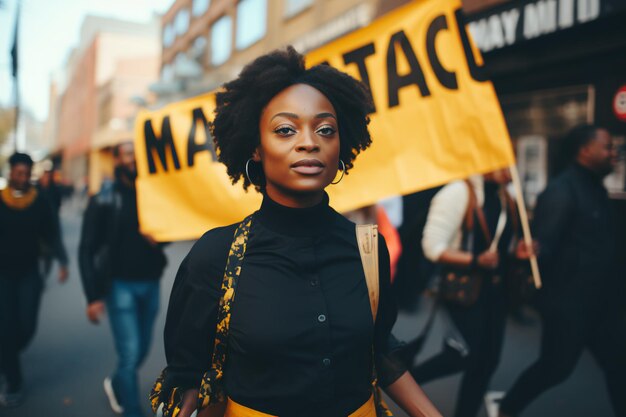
left=2, top=198, right=614, bottom=417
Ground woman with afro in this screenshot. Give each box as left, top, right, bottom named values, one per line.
left=153, top=47, right=442, bottom=417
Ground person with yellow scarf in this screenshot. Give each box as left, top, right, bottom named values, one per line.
left=0, top=152, right=68, bottom=408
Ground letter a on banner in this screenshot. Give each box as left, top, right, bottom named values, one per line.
left=134, top=0, right=515, bottom=242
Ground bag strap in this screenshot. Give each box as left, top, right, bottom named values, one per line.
left=208, top=214, right=254, bottom=381
left=356, top=224, right=379, bottom=322
left=356, top=224, right=394, bottom=416
left=462, top=180, right=492, bottom=246
left=462, top=180, right=476, bottom=233
left=504, top=188, right=519, bottom=237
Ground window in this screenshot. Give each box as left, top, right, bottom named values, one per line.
left=211, top=15, right=232, bottom=66
left=284, top=0, right=313, bottom=18
left=193, top=0, right=210, bottom=17
left=190, top=36, right=207, bottom=63
left=163, top=24, right=175, bottom=47
left=161, top=64, right=174, bottom=82
left=175, top=8, right=190, bottom=36
left=236, top=0, right=267, bottom=50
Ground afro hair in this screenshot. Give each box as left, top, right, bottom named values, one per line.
left=9, top=152, right=34, bottom=168
left=211, top=46, right=374, bottom=191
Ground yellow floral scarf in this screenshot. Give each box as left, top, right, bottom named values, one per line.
left=1, top=186, right=38, bottom=210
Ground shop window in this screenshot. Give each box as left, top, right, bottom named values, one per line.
left=193, top=0, right=211, bottom=17
left=175, top=8, right=190, bottom=36
left=284, top=0, right=313, bottom=18
left=236, top=0, right=267, bottom=50
left=211, top=15, right=232, bottom=66
left=163, top=24, right=175, bottom=47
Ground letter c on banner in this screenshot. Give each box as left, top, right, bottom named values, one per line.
left=454, top=8, right=488, bottom=82
left=426, top=15, right=459, bottom=90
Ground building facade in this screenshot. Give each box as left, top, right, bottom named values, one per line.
left=152, top=0, right=398, bottom=102
left=52, top=16, right=161, bottom=191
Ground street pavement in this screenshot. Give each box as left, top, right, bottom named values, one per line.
left=2, top=198, right=614, bottom=417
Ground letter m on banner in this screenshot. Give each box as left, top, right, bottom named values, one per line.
left=144, top=117, right=181, bottom=173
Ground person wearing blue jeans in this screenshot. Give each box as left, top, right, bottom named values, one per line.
left=107, top=279, right=160, bottom=417
left=79, top=142, right=167, bottom=417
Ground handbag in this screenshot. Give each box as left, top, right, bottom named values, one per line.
left=438, top=180, right=492, bottom=307
left=151, top=218, right=391, bottom=417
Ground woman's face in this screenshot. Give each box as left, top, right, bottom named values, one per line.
left=255, top=83, right=340, bottom=207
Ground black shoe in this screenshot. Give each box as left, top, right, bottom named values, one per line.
left=0, top=390, right=23, bottom=408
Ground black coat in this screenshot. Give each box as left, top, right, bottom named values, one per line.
left=78, top=181, right=166, bottom=303
left=533, top=164, right=616, bottom=310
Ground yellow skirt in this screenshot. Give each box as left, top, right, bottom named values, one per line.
left=224, top=395, right=376, bottom=417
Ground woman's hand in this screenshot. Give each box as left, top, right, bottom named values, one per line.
left=384, top=371, right=443, bottom=417
left=477, top=250, right=499, bottom=270
left=515, top=239, right=539, bottom=260
left=176, top=389, right=199, bottom=417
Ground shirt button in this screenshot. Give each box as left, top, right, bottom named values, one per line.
left=310, top=279, right=318, bottom=287
left=322, top=358, right=331, bottom=367
left=317, top=314, right=326, bottom=323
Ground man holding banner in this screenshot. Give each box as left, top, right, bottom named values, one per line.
left=499, top=125, right=626, bottom=417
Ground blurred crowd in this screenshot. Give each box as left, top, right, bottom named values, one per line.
left=0, top=124, right=625, bottom=417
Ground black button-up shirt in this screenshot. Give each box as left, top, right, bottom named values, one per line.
left=162, top=193, right=398, bottom=416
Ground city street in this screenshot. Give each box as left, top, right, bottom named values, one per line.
left=3, top=198, right=614, bottom=417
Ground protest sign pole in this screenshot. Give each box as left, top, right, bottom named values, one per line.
left=509, top=164, right=542, bottom=289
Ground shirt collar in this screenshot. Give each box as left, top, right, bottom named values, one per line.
left=255, top=192, right=335, bottom=237
left=573, top=163, right=604, bottom=185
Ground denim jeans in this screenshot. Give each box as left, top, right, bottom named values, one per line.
left=106, top=279, right=159, bottom=417
left=0, top=268, right=43, bottom=392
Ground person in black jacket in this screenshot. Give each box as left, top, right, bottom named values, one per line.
left=499, top=125, right=626, bottom=417
left=0, top=152, right=68, bottom=408
left=79, top=142, right=167, bottom=417
left=37, top=167, right=68, bottom=280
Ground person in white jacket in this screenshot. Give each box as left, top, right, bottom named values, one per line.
left=409, top=169, right=531, bottom=417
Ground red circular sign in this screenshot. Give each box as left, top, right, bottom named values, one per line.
left=614, top=85, right=626, bottom=122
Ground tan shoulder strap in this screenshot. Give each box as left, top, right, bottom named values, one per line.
left=463, top=179, right=492, bottom=244
left=462, top=180, right=476, bottom=232
left=356, top=224, right=379, bottom=323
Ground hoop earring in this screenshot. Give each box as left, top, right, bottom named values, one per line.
left=245, top=159, right=257, bottom=185
left=331, top=160, right=346, bottom=185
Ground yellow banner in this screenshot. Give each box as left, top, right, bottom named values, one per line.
left=135, top=0, right=515, bottom=242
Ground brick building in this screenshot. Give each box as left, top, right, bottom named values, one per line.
left=53, top=16, right=161, bottom=191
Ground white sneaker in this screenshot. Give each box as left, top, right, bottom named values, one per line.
left=103, top=377, right=124, bottom=414
left=484, top=391, right=505, bottom=417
